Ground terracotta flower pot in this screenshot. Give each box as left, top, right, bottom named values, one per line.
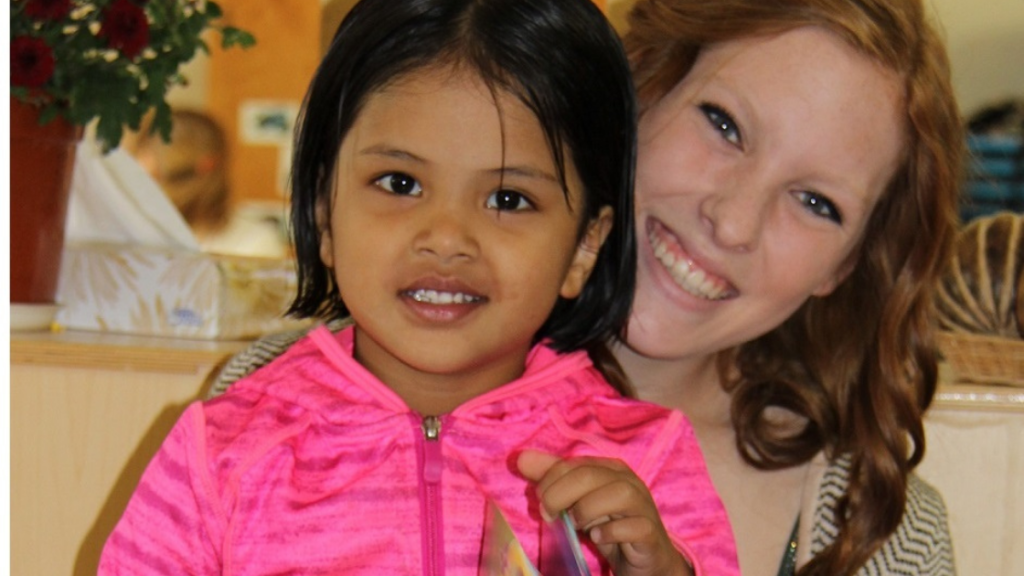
left=10, top=98, right=83, bottom=328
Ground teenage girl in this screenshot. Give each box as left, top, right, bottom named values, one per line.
left=98, top=1, right=738, bottom=575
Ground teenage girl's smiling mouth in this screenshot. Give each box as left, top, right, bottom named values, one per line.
left=645, top=217, right=736, bottom=302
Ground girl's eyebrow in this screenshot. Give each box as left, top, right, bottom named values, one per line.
left=487, top=165, right=559, bottom=184
left=359, top=144, right=425, bottom=163
left=359, top=144, right=559, bottom=184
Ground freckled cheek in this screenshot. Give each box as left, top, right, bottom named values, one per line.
left=763, top=265, right=836, bottom=311
left=638, top=144, right=710, bottom=204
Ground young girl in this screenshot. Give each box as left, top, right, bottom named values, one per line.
left=98, top=1, right=738, bottom=575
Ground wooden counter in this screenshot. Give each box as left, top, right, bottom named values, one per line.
left=10, top=330, right=1024, bottom=575
left=10, top=330, right=249, bottom=576
left=922, top=382, right=1024, bottom=576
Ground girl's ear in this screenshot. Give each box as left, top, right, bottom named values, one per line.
left=316, top=196, right=335, bottom=268
left=560, top=206, right=614, bottom=299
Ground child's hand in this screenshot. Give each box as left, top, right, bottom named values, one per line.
left=517, top=450, right=694, bottom=576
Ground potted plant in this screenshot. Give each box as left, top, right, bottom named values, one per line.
left=10, top=0, right=254, bottom=325
left=11, top=0, right=254, bottom=149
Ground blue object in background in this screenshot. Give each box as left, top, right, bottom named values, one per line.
left=963, top=134, right=1024, bottom=222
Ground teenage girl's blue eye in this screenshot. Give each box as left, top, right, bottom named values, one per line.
left=375, top=172, right=422, bottom=196
left=485, top=189, right=533, bottom=211
left=795, top=190, right=843, bottom=224
left=699, top=103, right=741, bottom=147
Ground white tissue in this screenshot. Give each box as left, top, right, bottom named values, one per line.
left=65, top=136, right=201, bottom=250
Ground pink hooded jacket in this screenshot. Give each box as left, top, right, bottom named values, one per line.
left=100, top=325, right=738, bottom=575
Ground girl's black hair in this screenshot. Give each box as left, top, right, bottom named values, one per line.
left=288, top=0, right=637, bottom=352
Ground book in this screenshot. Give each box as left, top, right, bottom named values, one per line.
left=481, top=501, right=592, bottom=576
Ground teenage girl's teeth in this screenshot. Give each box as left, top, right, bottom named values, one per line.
left=408, top=289, right=481, bottom=304
left=648, top=228, right=732, bottom=301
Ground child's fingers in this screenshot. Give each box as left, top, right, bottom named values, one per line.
left=519, top=455, right=691, bottom=576
left=590, top=517, right=691, bottom=576
left=588, top=515, right=658, bottom=548
left=515, top=449, right=561, bottom=482
left=519, top=452, right=612, bottom=499
left=528, top=456, right=640, bottom=520
left=516, top=450, right=568, bottom=520
left=570, top=476, right=655, bottom=532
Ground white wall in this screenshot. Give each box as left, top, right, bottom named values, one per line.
left=928, top=0, right=1024, bottom=115
left=166, top=51, right=209, bottom=111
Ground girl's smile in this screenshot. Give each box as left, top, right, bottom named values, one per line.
left=646, top=217, right=735, bottom=302
left=626, top=26, right=905, bottom=362
left=399, top=276, right=487, bottom=323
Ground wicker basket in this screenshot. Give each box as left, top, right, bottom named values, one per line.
left=937, top=331, right=1024, bottom=386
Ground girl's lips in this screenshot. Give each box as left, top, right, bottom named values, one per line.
left=404, top=288, right=484, bottom=305
left=398, top=278, right=488, bottom=323
left=646, top=218, right=737, bottom=301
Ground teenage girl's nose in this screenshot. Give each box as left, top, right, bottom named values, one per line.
left=411, top=199, right=480, bottom=262
left=699, top=175, right=770, bottom=252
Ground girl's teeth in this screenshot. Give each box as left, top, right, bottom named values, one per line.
left=648, top=228, right=732, bottom=301
left=654, top=241, right=667, bottom=260
left=408, top=289, right=480, bottom=304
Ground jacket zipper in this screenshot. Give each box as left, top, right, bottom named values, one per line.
left=419, top=415, right=444, bottom=576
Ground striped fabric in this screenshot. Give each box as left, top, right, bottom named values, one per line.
left=206, top=321, right=346, bottom=399
left=101, top=325, right=740, bottom=576
left=809, top=455, right=956, bottom=575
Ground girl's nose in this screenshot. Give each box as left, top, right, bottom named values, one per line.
left=699, top=181, right=769, bottom=252
left=412, top=203, right=480, bottom=263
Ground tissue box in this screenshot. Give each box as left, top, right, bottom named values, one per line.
left=56, top=242, right=311, bottom=340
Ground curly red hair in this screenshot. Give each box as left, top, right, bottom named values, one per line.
left=624, top=0, right=964, bottom=573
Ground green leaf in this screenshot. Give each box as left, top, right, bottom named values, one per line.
left=221, top=27, right=257, bottom=49
left=205, top=1, right=224, bottom=19
left=152, top=102, right=174, bottom=143
left=38, top=107, right=60, bottom=126
left=96, top=114, right=126, bottom=153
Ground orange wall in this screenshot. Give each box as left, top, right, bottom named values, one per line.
left=208, top=0, right=320, bottom=202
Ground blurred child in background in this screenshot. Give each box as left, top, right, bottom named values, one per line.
left=128, top=109, right=289, bottom=258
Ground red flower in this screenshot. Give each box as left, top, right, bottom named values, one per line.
left=24, top=0, right=72, bottom=20
left=100, top=0, right=150, bottom=59
left=11, top=36, right=56, bottom=88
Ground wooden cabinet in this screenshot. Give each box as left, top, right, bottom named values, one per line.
left=10, top=331, right=247, bottom=576
left=919, top=384, right=1024, bottom=575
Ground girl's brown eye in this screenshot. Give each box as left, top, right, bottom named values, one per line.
left=375, top=172, right=422, bottom=196
left=486, top=189, right=533, bottom=212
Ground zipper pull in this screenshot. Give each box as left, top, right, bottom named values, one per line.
left=422, top=415, right=442, bottom=441
left=421, top=415, right=443, bottom=483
